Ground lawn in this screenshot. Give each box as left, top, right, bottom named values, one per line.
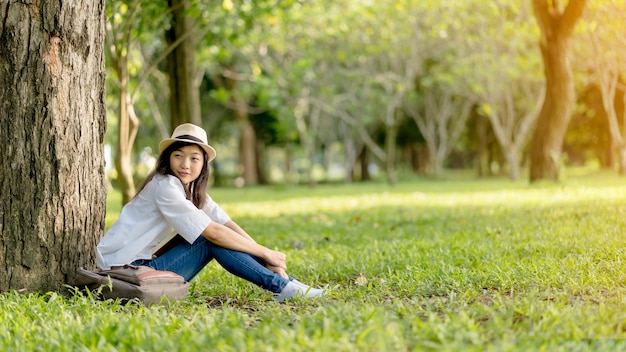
left=4, top=170, right=626, bottom=351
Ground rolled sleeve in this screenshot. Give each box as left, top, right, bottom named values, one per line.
left=155, top=176, right=212, bottom=244
left=203, top=194, right=231, bottom=225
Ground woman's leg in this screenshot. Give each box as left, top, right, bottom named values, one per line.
left=208, top=243, right=288, bottom=293
left=140, top=236, right=289, bottom=293
left=140, top=236, right=215, bottom=282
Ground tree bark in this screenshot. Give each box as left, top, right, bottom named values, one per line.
left=236, top=109, right=259, bottom=186
left=384, top=121, right=398, bottom=185
left=409, top=89, right=473, bottom=178
left=255, top=139, right=268, bottom=185
left=112, top=58, right=138, bottom=204
left=529, top=0, right=587, bottom=182
left=0, top=1, right=106, bottom=291
left=167, top=0, right=201, bottom=129
left=106, top=1, right=141, bottom=205
left=619, top=147, right=626, bottom=175
left=475, top=115, right=489, bottom=177
left=358, top=146, right=371, bottom=182
left=220, top=69, right=259, bottom=186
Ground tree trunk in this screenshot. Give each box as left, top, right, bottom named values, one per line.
left=113, top=59, right=138, bottom=205
left=619, top=147, right=626, bottom=175
left=432, top=152, right=444, bottom=178
left=358, top=146, right=371, bottom=182
left=0, top=1, right=106, bottom=291
left=503, top=147, right=521, bottom=181
left=384, top=122, right=398, bottom=185
left=475, top=115, right=488, bottom=177
left=606, top=141, right=615, bottom=169
left=284, top=144, right=293, bottom=183
left=106, top=1, right=141, bottom=205
left=529, top=38, right=573, bottom=181
left=255, top=139, right=268, bottom=185
left=222, top=70, right=258, bottom=186
left=529, top=0, right=586, bottom=182
left=417, top=145, right=430, bottom=175
left=167, top=0, right=201, bottom=129
left=338, top=121, right=353, bottom=183
left=235, top=105, right=259, bottom=186
left=294, top=94, right=318, bottom=187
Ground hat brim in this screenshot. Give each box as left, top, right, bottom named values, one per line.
left=159, top=138, right=217, bottom=163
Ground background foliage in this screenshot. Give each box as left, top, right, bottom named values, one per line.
left=104, top=0, right=626, bottom=190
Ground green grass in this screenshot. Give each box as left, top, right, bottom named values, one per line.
left=6, top=170, right=626, bottom=351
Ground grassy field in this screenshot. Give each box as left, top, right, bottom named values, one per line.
left=5, top=170, right=626, bottom=351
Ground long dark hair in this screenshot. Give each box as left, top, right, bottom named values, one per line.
left=134, top=141, right=210, bottom=208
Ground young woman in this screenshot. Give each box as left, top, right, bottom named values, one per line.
left=96, top=123, right=323, bottom=302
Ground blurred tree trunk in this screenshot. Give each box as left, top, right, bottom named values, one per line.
left=358, top=146, right=371, bottom=182
left=236, top=108, right=259, bottom=186
left=214, top=68, right=259, bottom=186
left=284, top=144, right=293, bottom=182
left=167, top=0, right=201, bottom=129
left=417, top=145, right=430, bottom=175
left=488, top=85, right=544, bottom=181
left=603, top=81, right=626, bottom=174
left=529, top=0, right=586, bottom=182
left=0, top=0, right=106, bottom=291
left=606, top=142, right=615, bottom=169
left=409, top=89, right=473, bottom=178
left=106, top=1, right=141, bottom=205
left=475, top=114, right=489, bottom=177
left=585, top=2, right=626, bottom=175
left=294, top=92, right=318, bottom=187
left=112, top=57, right=139, bottom=205
left=384, top=120, right=398, bottom=185
left=255, top=139, right=269, bottom=185
left=341, top=122, right=357, bottom=184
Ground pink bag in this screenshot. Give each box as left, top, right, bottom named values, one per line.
left=74, top=265, right=189, bottom=305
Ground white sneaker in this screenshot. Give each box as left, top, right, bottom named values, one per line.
left=291, top=279, right=324, bottom=294
left=274, top=280, right=324, bottom=303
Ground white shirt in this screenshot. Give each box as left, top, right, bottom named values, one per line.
left=96, top=174, right=231, bottom=269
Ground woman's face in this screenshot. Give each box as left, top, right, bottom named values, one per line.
left=169, top=144, right=205, bottom=187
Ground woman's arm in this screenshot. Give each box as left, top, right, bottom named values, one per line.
left=202, top=221, right=286, bottom=270
left=224, top=220, right=256, bottom=243
left=224, top=220, right=288, bottom=278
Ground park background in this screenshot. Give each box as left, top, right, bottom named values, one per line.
left=4, top=0, right=626, bottom=350
left=101, top=0, right=624, bottom=200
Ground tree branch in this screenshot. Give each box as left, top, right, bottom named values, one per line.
left=130, top=23, right=202, bottom=103
left=559, top=0, right=587, bottom=36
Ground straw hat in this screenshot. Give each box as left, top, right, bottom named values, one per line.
left=158, top=123, right=217, bottom=162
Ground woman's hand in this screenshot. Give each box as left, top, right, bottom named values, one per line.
left=263, top=248, right=287, bottom=271
left=266, top=264, right=289, bottom=279
left=203, top=223, right=287, bottom=270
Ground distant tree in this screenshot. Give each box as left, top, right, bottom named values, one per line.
left=406, top=82, right=474, bottom=177
left=166, top=0, right=202, bottom=129
left=564, top=84, right=614, bottom=168
left=402, top=1, right=477, bottom=178
left=529, top=0, right=587, bottom=182
left=107, top=0, right=193, bottom=204
left=250, top=103, right=287, bottom=185
left=396, top=118, right=427, bottom=175
left=463, top=1, right=544, bottom=181
left=197, top=0, right=285, bottom=186
left=107, top=0, right=142, bottom=204
left=583, top=0, right=626, bottom=173
left=0, top=1, right=106, bottom=291
left=465, top=113, right=502, bottom=177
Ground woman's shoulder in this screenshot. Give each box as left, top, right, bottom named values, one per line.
left=149, top=174, right=186, bottom=196
left=140, top=174, right=184, bottom=194
left=151, top=174, right=182, bottom=187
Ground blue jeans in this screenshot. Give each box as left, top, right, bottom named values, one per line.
left=132, top=236, right=289, bottom=293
